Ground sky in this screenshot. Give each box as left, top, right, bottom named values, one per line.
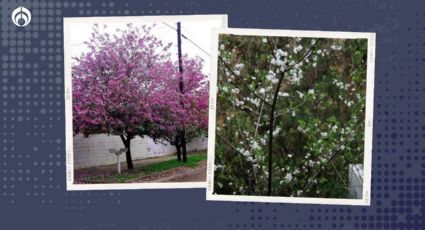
left=69, top=18, right=224, bottom=75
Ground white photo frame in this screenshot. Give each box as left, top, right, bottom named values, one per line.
left=64, top=14, right=228, bottom=191
left=206, top=28, right=375, bottom=205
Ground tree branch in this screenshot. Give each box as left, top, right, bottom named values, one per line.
left=301, top=124, right=362, bottom=193
left=217, top=56, right=272, bottom=107
left=266, top=38, right=322, bottom=196
left=216, top=133, right=245, bottom=156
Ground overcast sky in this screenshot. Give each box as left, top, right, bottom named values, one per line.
left=69, top=18, right=224, bottom=75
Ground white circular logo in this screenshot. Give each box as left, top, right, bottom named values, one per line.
left=11, top=6, right=31, bottom=27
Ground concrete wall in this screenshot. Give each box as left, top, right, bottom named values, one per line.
left=73, top=134, right=207, bottom=169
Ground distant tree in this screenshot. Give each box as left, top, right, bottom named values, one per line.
left=150, top=57, right=209, bottom=162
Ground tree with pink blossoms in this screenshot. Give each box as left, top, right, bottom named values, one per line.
left=72, top=25, right=179, bottom=169
left=151, top=56, right=209, bottom=162
left=72, top=24, right=207, bottom=170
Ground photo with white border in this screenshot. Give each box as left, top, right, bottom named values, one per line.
left=207, top=28, right=375, bottom=205
left=64, top=15, right=228, bottom=191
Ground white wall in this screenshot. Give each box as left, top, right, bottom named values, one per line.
left=348, top=164, right=363, bottom=199
left=73, top=134, right=207, bottom=169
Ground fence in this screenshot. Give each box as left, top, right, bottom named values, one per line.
left=73, top=134, right=207, bottom=169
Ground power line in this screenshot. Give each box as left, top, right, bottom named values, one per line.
left=162, top=22, right=210, bottom=56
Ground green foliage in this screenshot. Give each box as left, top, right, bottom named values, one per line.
left=214, top=35, right=367, bottom=198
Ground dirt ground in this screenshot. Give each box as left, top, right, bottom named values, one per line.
left=133, top=160, right=206, bottom=183
left=169, top=161, right=206, bottom=182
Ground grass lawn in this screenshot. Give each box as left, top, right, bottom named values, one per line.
left=143, top=154, right=206, bottom=173
left=80, top=151, right=207, bottom=183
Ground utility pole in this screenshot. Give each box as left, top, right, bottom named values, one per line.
left=177, top=22, right=188, bottom=162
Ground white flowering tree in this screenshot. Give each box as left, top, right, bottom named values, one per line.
left=214, top=35, right=367, bottom=198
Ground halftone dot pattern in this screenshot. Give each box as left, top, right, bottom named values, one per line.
left=0, top=0, right=424, bottom=229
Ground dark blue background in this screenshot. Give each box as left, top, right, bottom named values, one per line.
left=0, top=0, right=424, bottom=229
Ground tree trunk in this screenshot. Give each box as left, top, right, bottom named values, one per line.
left=176, top=144, right=182, bottom=161
left=180, top=132, right=187, bottom=162
left=125, top=140, right=134, bottom=170
left=120, top=134, right=134, bottom=170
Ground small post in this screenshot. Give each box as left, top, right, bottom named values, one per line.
left=109, top=148, right=127, bottom=174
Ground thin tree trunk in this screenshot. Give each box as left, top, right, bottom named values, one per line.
left=266, top=38, right=321, bottom=196
left=267, top=95, right=279, bottom=196
left=174, top=136, right=182, bottom=161
left=125, top=140, right=134, bottom=170
left=176, top=144, right=182, bottom=161
left=120, top=134, right=134, bottom=170
left=180, top=132, right=187, bottom=162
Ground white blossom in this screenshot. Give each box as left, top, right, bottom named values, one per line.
left=278, top=92, right=289, bottom=97
left=231, top=88, right=240, bottom=94
left=234, top=99, right=244, bottom=106
left=250, top=141, right=260, bottom=150
left=235, top=63, right=245, bottom=70
left=284, top=173, right=293, bottom=182
left=308, top=89, right=315, bottom=95
left=214, top=164, right=223, bottom=171
left=275, top=49, right=284, bottom=56
left=293, top=45, right=303, bottom=54
left=330, top=44, right=342, bottom=50
left=259, top=88, right=266, bottom=94
left=297, top=91, right=304, bottom=99
left=266, top=71, right=276, bottom=81
left=321, top=132, right=328, bottom=138
left=273, top=127, right=281, bottom=136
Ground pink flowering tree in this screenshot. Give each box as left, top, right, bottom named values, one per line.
left=151, top=57, right=209, bottom=161
left=73, top=24, right=209, bottom=170
left=72, top=24, right=176, bottom=170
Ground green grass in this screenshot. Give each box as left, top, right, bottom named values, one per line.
left=82, top=173, right=140, bottom=183
left=143, top=153, right=207, bottom=173
left=81, top=152, right=207, bottom=183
